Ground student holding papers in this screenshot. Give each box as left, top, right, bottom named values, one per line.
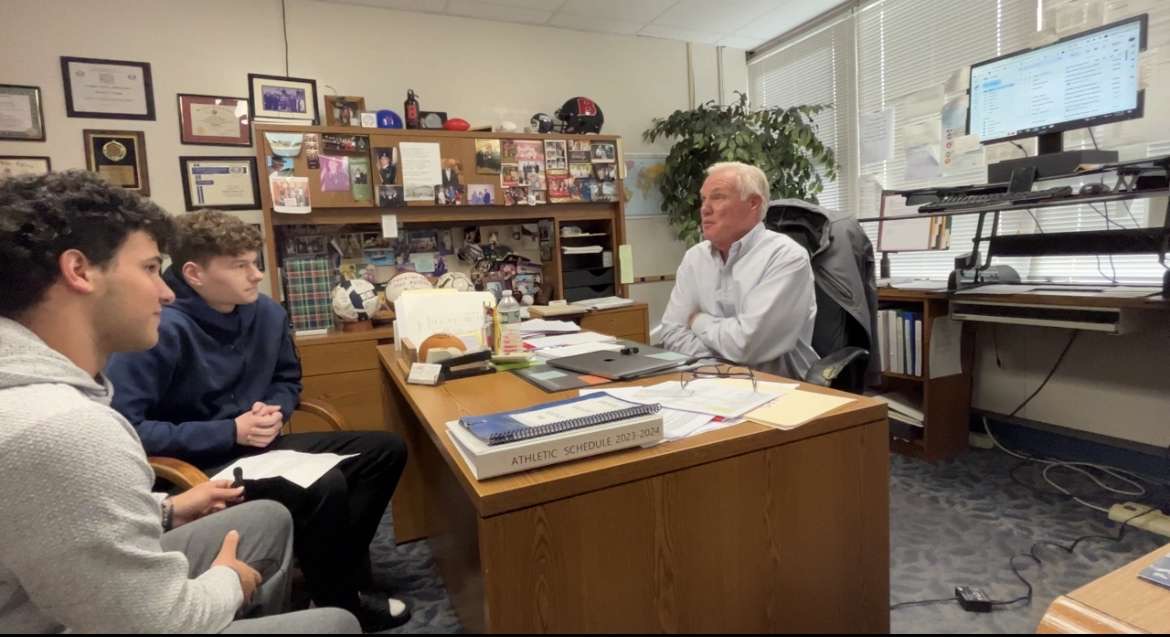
left=106, top=210, right=409, bottom=631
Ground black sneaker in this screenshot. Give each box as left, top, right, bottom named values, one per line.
left=355, top=592, right=411, bottom=632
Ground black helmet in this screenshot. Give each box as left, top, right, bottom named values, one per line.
left=530, top=112, right=554, bottom=133
left=554, top=97, right=604, bottom=134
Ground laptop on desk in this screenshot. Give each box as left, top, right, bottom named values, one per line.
left=546, top=344, right=691, bottom=380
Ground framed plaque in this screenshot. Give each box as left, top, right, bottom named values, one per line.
left=247, top=73, right=318, bottom=125
left=177, top=94, right=250, bottom=146
left=179, top=156, right=260, bottom=211
left=61, top=56, right=155, bottom=120
left=83, top=129, right=150, bottom=196
left=0, top=85, right=46, bottom=141
left=0, top=156, right=52, bottom=179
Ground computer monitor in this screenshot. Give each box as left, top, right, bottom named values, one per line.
left=968, top=14, right=1147, bottom=180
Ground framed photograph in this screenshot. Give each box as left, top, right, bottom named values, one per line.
left=177, top=94, right=250, bottom=146
left=83, top=129, right=149, bottom=196
left=248, top=73, right=318, bottom=124
left=323, top=95, right=365, bottom=127
left=0, top=155, right=52, bottom=179
left=0, top=85, right=46, bottom=141
left=179, top=156, right=261, bottom=211
left=61, top=56, right=155, bottom=120
left=475, top=139, right=501, bottom=174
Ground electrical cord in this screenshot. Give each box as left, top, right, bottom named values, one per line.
left=1010, top=141, right=1030, bottom=157
left=1007, top=330, right=1079, bottom=419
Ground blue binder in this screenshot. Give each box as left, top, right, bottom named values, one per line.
left=459, top=393, right=660, bottom=446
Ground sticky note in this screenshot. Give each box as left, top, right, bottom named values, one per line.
left=619, top=244, right=634, bottom=284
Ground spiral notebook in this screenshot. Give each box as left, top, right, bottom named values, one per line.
left=459, top=393, right=660, bottom=446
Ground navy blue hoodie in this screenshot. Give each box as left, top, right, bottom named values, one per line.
left=106, top=267, right=302, bottom=468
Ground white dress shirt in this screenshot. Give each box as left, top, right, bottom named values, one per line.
left=660, top=222, right=819, bottom=380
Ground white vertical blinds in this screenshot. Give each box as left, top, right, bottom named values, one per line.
left=748, top=0, right=1170, bottom=284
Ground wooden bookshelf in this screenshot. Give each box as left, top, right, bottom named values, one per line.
left=878, top=289, right=975, bottom=461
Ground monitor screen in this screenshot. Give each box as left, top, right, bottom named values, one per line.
left=967, top=15, right=1146, bottom=145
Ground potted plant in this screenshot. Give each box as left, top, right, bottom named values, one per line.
left=643, top=92, right=837, bottom=244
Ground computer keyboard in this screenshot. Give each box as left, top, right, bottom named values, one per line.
left=918, top=186, right=1074, bottom=212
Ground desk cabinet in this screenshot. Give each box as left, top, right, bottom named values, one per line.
left=878, top=289, right=974, bottom=461
left=1038, top=543, right=1170, bottom=633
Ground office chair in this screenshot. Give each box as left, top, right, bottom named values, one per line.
left=148, top=398, right=346, bottom=490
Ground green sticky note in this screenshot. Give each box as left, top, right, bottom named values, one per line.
left=619, top=244, right=634, bottom=284
left=648, top=351, right=688, bottom=361
left=531, top=370, right=568, bottom=381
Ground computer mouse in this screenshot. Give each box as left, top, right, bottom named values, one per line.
left=1079, top=182, right=1109, bottom=196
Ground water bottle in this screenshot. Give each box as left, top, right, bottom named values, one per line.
left=496, top=292, right=523, bottom=354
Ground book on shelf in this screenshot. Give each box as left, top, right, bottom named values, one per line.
left=458, top=393, right=660, bottom=446
left=878, top=308, right=924, bottom=377
left=446, top=412, right=664, bottom=480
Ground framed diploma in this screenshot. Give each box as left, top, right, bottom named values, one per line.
left=61, top=56, right=155, bottom=120
left=0, top=156, right=52, bottom=179
left=247, top=73, right=318, bottom=125
left=177, top=94, right=250, bottom=146
left=0, top=85, right=46, bottom=141
left=83, top=129, right=150, bottom=196
left=179, top=156, right=261, bottom=211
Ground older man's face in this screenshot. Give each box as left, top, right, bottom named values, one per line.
left=699, top=171, right=760, bottom=253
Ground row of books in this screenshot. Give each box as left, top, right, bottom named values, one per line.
left=878, top=309, right=923, bottom=377
left=447, top=394, right=664, bottom=479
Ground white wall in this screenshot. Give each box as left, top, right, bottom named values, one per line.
left=0, top=0, right=747, bottom=310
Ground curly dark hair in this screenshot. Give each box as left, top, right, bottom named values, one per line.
left=170, top=209, right=263, bottom=269
left=0, top=170, right=175, bottom=318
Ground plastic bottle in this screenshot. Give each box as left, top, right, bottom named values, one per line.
left=404, top=89, right=420, bottom=129
left=496, top=292, right=523, bottom=354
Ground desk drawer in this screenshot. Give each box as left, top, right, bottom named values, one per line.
left=581, top=307, right=647, bottom=339
left=299, top=340, right=379, bottom=376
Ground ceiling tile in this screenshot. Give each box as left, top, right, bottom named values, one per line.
left=473, top=0, right=566, bottom=10
left=555, top=0, right=678, bottom=23
left=546, top=13, right=644, bottom=36
left=651, top=0, right=775, bottom=34
left=318, top=0, right=448, bottom=13
left=444, top=0, right=553, bottom=24
left=735, top=0, right=846, bottom=40
left=638, top=24, right=723, bottom=45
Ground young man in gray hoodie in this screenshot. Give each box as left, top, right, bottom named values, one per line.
left=0, top=171, right=358, bottom=634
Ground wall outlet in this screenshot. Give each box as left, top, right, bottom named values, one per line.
left=1108, top=502, right=1170, bottom=538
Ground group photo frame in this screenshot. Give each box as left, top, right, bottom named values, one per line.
left=248, top=73, right=319, bottom=125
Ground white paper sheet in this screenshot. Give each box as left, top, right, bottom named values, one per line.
left=928, top=317, right=963, bottom=379
left=534, top=342, right=623, bottom=360
left=400, top=142, right=441, bottom=201
left=518, top=319, right=581, bottom=334
left=879, top=192, right=932, bottom=252
left=210, top=450, right=358, bottom=489
left=904, top=144, right=941, bottom=181
left=861, top=109, right=894, bottom=165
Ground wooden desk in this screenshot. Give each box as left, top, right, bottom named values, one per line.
left=379, top=346, right=890, bottom=633
left=1038, top=543, right=1170, bottom=634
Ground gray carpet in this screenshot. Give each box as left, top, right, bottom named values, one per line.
left=367, top=447, right=1169, bottom=634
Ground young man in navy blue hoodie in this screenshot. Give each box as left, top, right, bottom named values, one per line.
left=106, top=210, right=410, bottom=632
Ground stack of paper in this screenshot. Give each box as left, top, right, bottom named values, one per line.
left=562, top=245, right=603, bottom=254
left=872, top=391, right=924, bottom=427
left=518, top=319, right=581, bottom=335
left=533, top=341, right=624, bottom=360
left=569, top=296, right=634, bottom=310
left=523, top=331, right=615, bottom=350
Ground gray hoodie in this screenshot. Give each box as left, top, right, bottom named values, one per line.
left=0, top=317, right=242, bottom=633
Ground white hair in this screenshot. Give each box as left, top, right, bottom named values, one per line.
left=706, top=161, right=770, bottom=218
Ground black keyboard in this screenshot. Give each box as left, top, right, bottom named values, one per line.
left=918, top=186, right=1074, bottom=212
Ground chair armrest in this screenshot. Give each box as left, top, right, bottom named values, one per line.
left=296, top=398, right=346, bottom=431
left=148, top=457, right=209, bottom=491
left=805, top=347, right=869, bottom=387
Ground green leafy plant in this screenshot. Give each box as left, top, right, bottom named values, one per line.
left=643, top=92, right=837, bottom=245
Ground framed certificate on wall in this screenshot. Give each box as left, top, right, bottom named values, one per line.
left=83, top=129, right=149, bottom=196
left=0, top=156, right=52, bottom=179
left=179, top=156, right=260, bottom=211
left=0, top=85, right=46, bottom=141
left=61, top=56, right=155, bottom=120
left=177, top=94, right=250, bottom=146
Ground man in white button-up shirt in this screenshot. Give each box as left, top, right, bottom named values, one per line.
left=659, top=161, right=819, bottom=380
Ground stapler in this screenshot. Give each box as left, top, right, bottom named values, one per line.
left=439, top=349, right=496, bottom=380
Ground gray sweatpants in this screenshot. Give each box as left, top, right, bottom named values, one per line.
left=160, top=500, right=359, bottom=634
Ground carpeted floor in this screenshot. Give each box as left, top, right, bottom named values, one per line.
left=366, top=447, right=1169, bottom=634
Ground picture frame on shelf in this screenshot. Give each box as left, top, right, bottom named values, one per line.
left=61, top=56, right=155, bottom=120
left=177, top=94, right=251, bottom=146
left=247, top=73, right=319, bottom=125
left=323, top=95, right=366, bottom=127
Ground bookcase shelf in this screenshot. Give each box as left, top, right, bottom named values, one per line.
left=878, top=289, right=974, bottom=462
